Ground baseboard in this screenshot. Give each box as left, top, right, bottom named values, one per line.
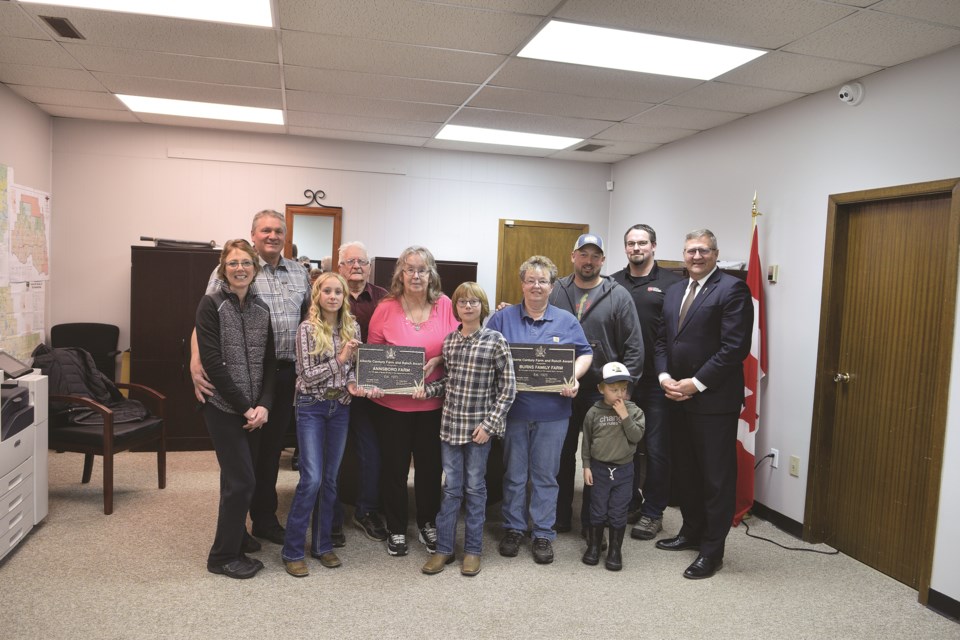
left=749, top=501, right=804, bottom=539
left=927, top=589, right=960, bottom=621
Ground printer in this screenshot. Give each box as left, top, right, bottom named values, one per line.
left=0, top=371, right=49, bottom=561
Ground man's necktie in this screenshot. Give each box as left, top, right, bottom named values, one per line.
left=678, top=280, right=699, bottom=327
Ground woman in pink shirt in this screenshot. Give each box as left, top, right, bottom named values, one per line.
left=367, top=246, right=459, bottom=557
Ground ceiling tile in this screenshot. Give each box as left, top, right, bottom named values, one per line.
left=491, top=58, right=701, bottom=103
left=0, top=62, right=103, bottom=91
left=8, top=84, right=121, bottom=109
left=875, top=0, right=960, bottom=27
left=0, top=36, right=82, bottom=68
left=284, top=67, right=477, bottom=105
left=424, top=138, right=552, bottom=157
left=63, top=44, right=282, bottom=88
left=575, top=139, right=662, bottom=155
left=625, top=104, right=745, bottom=129
left=783, top=10, right=960, bottom=66
left=467, top=86, right=652, bottom=121
left=288, top=110, right=441, bottom=137
left=17, top=5, right=278, bottom=62
left=40, top=104, right=140, bottom=122
left=450, top=107, right=612, bottom=138
left=278, top=0, right=544, bottom=54
left=715, top=51, right=882, bottom=93
left=93, top=73, right=282, bottom=109
left=669, top=82, right=805, bottom=114
left=422, top=0, right=558, bottom=14
left=289, top=126, right=429, bottom=148
left=0, top=3, right=49, bottom=38
left=282, top=31, right=504, bottom=83
left=596, top=123, right=698, bottom=144
left=556, top=0, right=855, bottom=49
left=548, top=149, right=631, bottom=163
left=286, top=91, right=455, bottom=122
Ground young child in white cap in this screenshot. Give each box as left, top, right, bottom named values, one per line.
left=580, top=361, right=645, bottom=571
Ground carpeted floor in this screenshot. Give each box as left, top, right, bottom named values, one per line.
left=1, top=450, right=957, bottom=640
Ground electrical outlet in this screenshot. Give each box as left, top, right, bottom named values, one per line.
left=770, top=448, right=779, bottom=469
left=789, top=455, right=801, bottom=477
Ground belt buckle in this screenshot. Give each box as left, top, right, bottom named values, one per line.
left=323, top=388, right=342, bottom=400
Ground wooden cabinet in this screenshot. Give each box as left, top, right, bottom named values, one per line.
left=371, top=257, right=478, bottom=297
left=130, top=246, right=220, bottom=451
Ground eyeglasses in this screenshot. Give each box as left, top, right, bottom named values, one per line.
left=403, top=268, right=429, bottom=278
left=340, top=258, right=370, bottom=267
left=685, top=247, right=715, bottom=257
left=626, top=240, right=650, bottom=248
left=456, top=299, right=482, bottom=308
left=225, top=260, right=255, bottom=269
left=523, top=279, right=551, bottom=288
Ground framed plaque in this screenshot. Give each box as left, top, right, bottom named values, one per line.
left=356, top=345, right=425, bottom=395
left=510, top=343, right=576, bottom=392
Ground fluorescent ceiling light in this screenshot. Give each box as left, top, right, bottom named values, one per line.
left=519, top=21, right=766, bottom=80
left=436, top=124, right=582, bottom=150
left=20, top=0, right=273, bottom=28
left=117, top=95, right=284, bottom=125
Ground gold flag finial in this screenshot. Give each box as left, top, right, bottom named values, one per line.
left=751, top=191, right=763, bottom=231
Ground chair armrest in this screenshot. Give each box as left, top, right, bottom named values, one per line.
left=115, top=383, right=166, bottom=418
left=49, top=394, right=117, bottom=447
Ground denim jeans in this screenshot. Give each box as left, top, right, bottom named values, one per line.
left=633, top=377, right=671, bottom=519
left=332, top=397, right=381, bottom=527
left=436, top=440, right=491, bottom=556
left=502, top=417, right=568, bottom=541
left=281, top=395, right=350, bottom=561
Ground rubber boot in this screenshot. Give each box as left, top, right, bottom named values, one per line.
left=605, top=526, right=625, bottom=571
left=581, top=525, right=602, bottom=565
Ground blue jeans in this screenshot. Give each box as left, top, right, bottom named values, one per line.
left=633, top=377, right=671, bottom=519
left=332, top=397, right=381, bottom=527
left=436, top=440, right=491, bottom=556
left=281, top=395, right=349, bottom=561
left=502, top=418, right=567, bottom=541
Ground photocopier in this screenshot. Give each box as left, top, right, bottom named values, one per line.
left=0, top=369, right=49, bottom=561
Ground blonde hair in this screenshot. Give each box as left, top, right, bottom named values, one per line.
left=451, top=281, right=490, bottom=323
left=307, top=272, right=358, bottom=357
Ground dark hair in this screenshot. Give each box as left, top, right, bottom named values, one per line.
left=217, top=239, right=260, bottom=281
left=624, top=224, right=657, bottom=245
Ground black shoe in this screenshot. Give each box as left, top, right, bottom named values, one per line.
left=532, top=537, right=554, bottom=564
left=605, top=526, right=625, bottom=572
left=498, top=529, right=524, bottom=558
left=655, top=535, right=700, bottom=552
left=252, top=524, right=286, bottom=546
left=241, top=531, right=261, bottom=553
left=553, top=521, right=572, bottom=533
left=387, top=532, right=408, bottom=557
left=353, top=512, right=388, bottom=542
left=683, top=554, right=723, bottom=580
left=418, top=523, right=438, bottom=554
left=331, top=527, right=346, bottom=548
left=207, top=555, right=262, bottom=579
left=581, top=526, right=602, bottom=566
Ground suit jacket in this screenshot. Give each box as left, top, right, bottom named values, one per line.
left=655, top=269, right=753, bottom=415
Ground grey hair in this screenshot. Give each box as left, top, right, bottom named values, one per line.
left=338, top=241, right=368, bottom=263
left=251, top=209, right=286, bottom=234
left=685, top=228, right=717, bottom=249
left=518, top=255, right=558, bottom=284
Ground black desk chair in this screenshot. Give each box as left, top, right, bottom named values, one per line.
left=51, top=323, right=121, bottom=380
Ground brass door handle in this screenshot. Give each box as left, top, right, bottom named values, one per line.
left=834, top=372, right=851, bottom=383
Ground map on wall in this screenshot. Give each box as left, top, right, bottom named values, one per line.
left=0, top=163, right=49, bottom=363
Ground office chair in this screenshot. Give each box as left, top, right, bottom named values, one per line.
left=50, top=323, right=121, bottom=380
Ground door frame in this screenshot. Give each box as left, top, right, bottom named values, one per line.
left=495, top=218, right=588, bottom=305
left=805, top=178, right=960, bottom=603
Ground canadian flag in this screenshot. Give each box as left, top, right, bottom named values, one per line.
left=734, top=225, right=767, bottom=525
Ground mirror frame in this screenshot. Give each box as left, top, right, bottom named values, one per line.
left=283, top=204, right=342, bottom=265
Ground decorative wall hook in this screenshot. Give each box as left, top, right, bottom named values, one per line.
left=298, top=189, right=327, bottom=206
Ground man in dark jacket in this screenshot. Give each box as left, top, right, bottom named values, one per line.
left=549, top=233, right=643, bottom=533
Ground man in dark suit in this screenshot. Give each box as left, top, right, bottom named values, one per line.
left=654, top=228, right=753, bottom=579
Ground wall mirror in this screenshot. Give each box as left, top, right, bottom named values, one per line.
left=284, top=204, right=342, bottom=269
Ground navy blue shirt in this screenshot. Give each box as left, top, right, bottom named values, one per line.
left=486, top=303, right=591, bottom=422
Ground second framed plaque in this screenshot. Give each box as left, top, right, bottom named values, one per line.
left=509, top=343, right=576, bottom=392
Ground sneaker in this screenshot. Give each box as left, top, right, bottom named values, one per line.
left=387, top=532, right=408, bottom=557
left=353, top=512, right=388, bottom=542
left=630, top=515, right=663, bottom=541
left=498, top=529, right=523, bottom=558
left=331, top=527, right=346, bottom=548
left=532, top=537, right=554, bottom=564
left=418, top=523, right=438, bottom=554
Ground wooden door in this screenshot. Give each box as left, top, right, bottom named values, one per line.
left=806, top=179, right=960, bottom=602
left=495, top=219, right=588, bottom=305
